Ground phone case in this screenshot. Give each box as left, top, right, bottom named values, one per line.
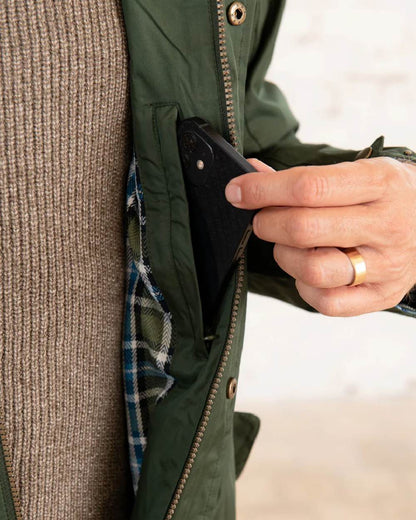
left=177, top=117, right=257, bottom=333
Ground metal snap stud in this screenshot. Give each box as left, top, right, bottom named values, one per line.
left=227, top=2, right=247, bottom=26
left=226, top=377, right=238, bottom=399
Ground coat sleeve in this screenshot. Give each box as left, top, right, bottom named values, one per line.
left=243, top=1, right=416, bottom=317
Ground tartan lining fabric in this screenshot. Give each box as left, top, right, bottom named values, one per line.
left=123, top=157, right=174, bottom=492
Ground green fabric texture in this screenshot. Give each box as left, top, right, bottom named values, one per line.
left=121, top=2, right=258, bottom=517
left=119, top=1, right=416, bottom=519
left=0, top=437, right=17, bottom=520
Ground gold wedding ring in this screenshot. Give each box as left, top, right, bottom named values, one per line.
left=341, top=247, right=367, bottom=286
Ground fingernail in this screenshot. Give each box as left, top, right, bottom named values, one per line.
left=225, top=183, right=242, bottom=204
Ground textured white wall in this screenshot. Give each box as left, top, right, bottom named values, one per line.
left=268, top=0, right=416, bottom=148
left=237, top=0, right=416, bottom=403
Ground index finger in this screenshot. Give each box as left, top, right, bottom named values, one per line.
left=225, top=158, right=387, bottom=209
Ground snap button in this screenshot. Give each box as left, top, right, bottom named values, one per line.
left=227, top=2, right=247, bottom=26
left=226, top=377, right=238, bottom=399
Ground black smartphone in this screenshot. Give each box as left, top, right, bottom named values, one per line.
left=177, top=117, right=257, bottom=334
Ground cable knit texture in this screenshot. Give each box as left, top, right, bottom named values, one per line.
left=0, top=1, right=133, bottom=518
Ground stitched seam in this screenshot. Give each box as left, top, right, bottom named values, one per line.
left=152, top=103, right=199, bottom=345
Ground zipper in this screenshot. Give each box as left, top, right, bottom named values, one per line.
left=0, top=416, right=22, bottom=519
left=164, top=3, right=243, bottom=518
left=164, top=256, right=245, bottom=520
left=216, top=0, right=238, bottom=148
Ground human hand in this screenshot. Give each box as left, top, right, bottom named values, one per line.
left=225, top=157, right=416, bottom=316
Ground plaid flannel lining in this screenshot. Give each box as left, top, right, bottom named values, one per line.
left=123, top=157, right=174, bottom=492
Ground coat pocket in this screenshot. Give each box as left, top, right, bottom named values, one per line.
left=129, top=103, right=250, bottom=520
left=133, top=102, right=244, bottom=359
left=124, top=102, right=208, bottom=492
left=138, top=103, right=206, bottom=354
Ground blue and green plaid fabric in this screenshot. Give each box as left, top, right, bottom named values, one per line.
left=123, top=157, right=174, bottom=492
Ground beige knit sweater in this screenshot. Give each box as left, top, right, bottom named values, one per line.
left=0, top=1, right=133, bottom=518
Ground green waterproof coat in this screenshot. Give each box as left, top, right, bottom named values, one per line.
left=1, top=1, right=415, bottom=519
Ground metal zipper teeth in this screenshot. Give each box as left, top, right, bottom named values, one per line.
left=164, top=256, right=245, bottom=520
left=0, top=418, right=23, bottom=520
left=163, top=4, right=242, bottom=518
left=217, top=0, right=238, bottom=148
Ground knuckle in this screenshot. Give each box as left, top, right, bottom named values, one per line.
left=293, top=172, right=329, bottom=206
left=384, top=252, right=407, bottom=281
left=378, top=157, right=403, bottom=192
left=301, top=261, right=325, bottom=287
left=316, top=295, right=341, bottom=317
left=287, top=212, right=318, bottom=247
left=247, top=180, right=266, bottom=204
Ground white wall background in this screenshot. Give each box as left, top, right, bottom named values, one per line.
left=237, top=0, right=416, bottom=405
